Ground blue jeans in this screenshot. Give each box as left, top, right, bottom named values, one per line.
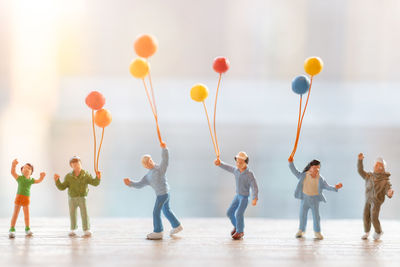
left=153, top=193, right=181, bottom=233
left=299, top=195, right=321, bottom=232
left=227, top=194, right=249, bottom=233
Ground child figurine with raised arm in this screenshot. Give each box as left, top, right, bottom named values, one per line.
left=357, top=153, right=394, bottom=240
left=214, top=151, right=258, bottom=240
left=123, top=142, right=183, bottom=240
left=54, top=156, right=101, bottom=237
left=288, top=157, right=342, bottom=240
left=9, top=159, right=45, bottom=238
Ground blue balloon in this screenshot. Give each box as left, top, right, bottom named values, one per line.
left=291, top=75, right=310, bottom=95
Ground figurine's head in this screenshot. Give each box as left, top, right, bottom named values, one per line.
left=69, top=156, right=82, bottom=172
left=374, top=157, right=386, bottom=173
left=141, top=154, right=155, bottom=169
left=21, top=163, right=34, bottom=177
left=303, top=159, right=320, bottom=178
left=234, top=151, right=249, bottom=170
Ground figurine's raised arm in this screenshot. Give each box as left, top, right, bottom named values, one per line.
left=215, top=159, right=235, bottom=173
left=34, top=172, right=46, bottom=184
left=54, top=174, right=69, bottom=190
left=11, top=159, right=19, bottom=180
left=288, top=159, right=302, bottom=179
left=357, top=153, right=371, bottom=180
left=159, top=142, right=169, bottom=175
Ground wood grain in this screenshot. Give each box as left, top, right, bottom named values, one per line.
left=1, top=218, right=400, bottom=267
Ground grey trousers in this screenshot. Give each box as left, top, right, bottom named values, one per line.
left=363, top=201, right=383, bottom=234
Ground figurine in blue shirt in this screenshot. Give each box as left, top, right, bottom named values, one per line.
left=124, top=142, right=183, bottom=240
left=288, top=157, right=342, bottom=240
left=214, top=151, right=258, bottom=240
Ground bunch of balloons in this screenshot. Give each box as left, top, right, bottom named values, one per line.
left=190, top=57, right=230, bottom=159
left=85, top=91, right=112, bottom=173
left=129, top=34, right=163, bottom=144
left=288, top=57, right=323, bottom=161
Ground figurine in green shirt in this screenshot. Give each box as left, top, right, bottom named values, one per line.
left=9, top=159, right=45, bottom=238
left=54, top=156, right=101, bottom=237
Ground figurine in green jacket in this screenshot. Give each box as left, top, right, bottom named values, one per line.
left=54, top=156, right=101, bottom=237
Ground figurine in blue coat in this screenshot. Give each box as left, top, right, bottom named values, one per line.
left=288, top=157, right=342, bottom=240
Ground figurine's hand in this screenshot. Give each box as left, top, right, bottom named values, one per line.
left=387, top=189, right=394, bottom=198
left=54, top=174, right=60, bottom=181
left=12, top=159, right=18, bottom=166
left=252, top=198, right=258, bottom=206
left=96, top=171, right=102, bottom=179
left=40, top=172, right=46, bottom=179
left=358, top=153, right=364, bottom=160
left=160, top=142, right=167, bottom=149
left=288, top=156, right=294, bottom=163
left=214, top=159, right=221, bottom=166
left=335, top=183, right=343, bottom=190
left=123, top=178, right=131, bottom=186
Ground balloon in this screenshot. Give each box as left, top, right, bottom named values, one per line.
left=292, top=75, right=310, bottom=95
left=94, top=108, right=112, bottom=128
left=134, top=34, right=158, bottom=58
left=213, top=57, right=230, bottom=74
left=85, top=91, right=105, bottom=110
left=304, top=57, right=323, bottom=76
left=190, top=84, right=209, bottom=102
left=129, top=58, right=150, bottom=79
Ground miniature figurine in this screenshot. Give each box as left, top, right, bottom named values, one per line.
left=9, top=159, right=45, bottom=238
left=288, top=157, right=342, bottom=240
left=123, top=142, right=183, bottom=240
left=357, top=153, right=394, bottom=240
left=54, top=156, right=101, bottom=237
left=214, top=151, right=258, bottom=240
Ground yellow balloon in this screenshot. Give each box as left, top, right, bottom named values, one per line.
left=129, top=58, right=149, bottom=79
left=190, top=84, right=209, bottom=102
left=304, top=57, right=323, bottom=76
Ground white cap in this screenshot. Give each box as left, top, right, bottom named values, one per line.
left=235, top=151, right=249, bottom=161
left=69, top=155, right=81, bottom=163
left=375, top=157, right=387, bottom=168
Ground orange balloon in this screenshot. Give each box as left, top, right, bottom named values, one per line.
left=94, top=109, right=112, bottom=128
left=85, top=91, right=105, bottom=110
left=134, top=34, right=158, bottom=58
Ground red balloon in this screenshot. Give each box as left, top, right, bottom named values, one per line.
left=213, top=57, right=230, bottom=74
left=85, top=91, right=105, bottom=110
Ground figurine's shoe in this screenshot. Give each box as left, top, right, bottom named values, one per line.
left=361, top=232, right=370, bottom=240
left=314, top=232, right=324, bottom=240
left=231, top=228, right=236, bottom=236
left=170, top=225, right=183, bottom=236
left=83, top=230, right=92, bottom=237
left=69, top=230, right=77, bottom=237
left=232, top=232, right=244, bottom=240
left=9, top=228, right=16, bottom=239
left=25, top=229, right=33, bottom=237
left=295, top=230, right=304, bottom=238
left=373, top=232, right=383, bottom=240
left=147, top=232, right=163, bottom=240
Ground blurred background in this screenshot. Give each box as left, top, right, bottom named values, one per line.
left=0, top=0, right=399, bottom=221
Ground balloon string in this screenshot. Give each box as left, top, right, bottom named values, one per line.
left=203, top=101, right=218, bottom=158
left=91, top=109, right=97, bottom=173
left=289, top=75, right=313, bottom=159
left=96, top=127, right=105, bottom=173
left=213, top=73, right=222, bottom=158
left=142, top=78, right=163, bottom=144
left=289, top=96, right=303, bottom=160
left=299, top=76, right=313, bottom=128
left=147, top=64, right=158, bottom=116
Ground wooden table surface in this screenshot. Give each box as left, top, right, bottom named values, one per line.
left=1, top=218, right=400, bottom=267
